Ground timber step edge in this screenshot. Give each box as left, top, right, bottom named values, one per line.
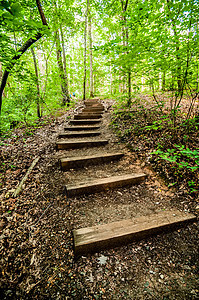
left=56, top=139, right=108, bottom=150
left=64, top=125, right=101, bottom=131
left=74, top=114, right=102, bottom=120
left=69, top=119, right=102, bottom=125
left=85, top=104, right=104, bottom=108
left=73, top=209, right=196, bottom=256
left=60, top=152, right=124, bottom=170
left=58, top=131, right=101, bottom=138
left=84, top=101, right=102, bottom=104
left=82, top=107, right=104, bottom=114
left=66, top=173, right=146, bottom=197
left=82, top=110, right=104, bottom=113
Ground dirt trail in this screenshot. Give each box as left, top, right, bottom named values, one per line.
left=0, top=99, right=198, bottom=299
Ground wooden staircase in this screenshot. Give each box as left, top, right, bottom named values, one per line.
left=56, top=99, right=196, bottom=256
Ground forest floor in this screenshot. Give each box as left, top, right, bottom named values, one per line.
left=0, top=97, right=198, bottom=299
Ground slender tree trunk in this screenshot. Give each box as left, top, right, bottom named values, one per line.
left=121, top=0, right=131, bottom=105
left=171, top=72, right=174, bottom=91
left=110, top=65, right=112, bottom=94
left=122, top=24, right=126, bottom=93
left=162, top=70, right=166, bottom=91
left=55, top=30, right=69, bottom=106
left=31, top=48, right=41, bottom=118
left=196, top=61, right=198, bottom=91
left=83, top=0, right=88, bottom=100
left=126, top=23, right=131, bottom=105
left=0, top=63, right=5, bottom=98
left=88, top=1, right=94, bottom=98
left=196, top=23, right=199, bottom=92
left=166, top=0, right=182, bottom=93
left=94, top=73, right=96, bottom=95
left=0, top=0, right=48, bottom=114
left=119, top=73, right=122, bottom=93
left=60, top=25, right=70, bottom=102
left=176, top=45, right=182, bottom=92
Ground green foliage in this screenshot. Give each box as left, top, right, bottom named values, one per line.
left=145, top=120, right=164, bottom=131
left=153, top=145, right=199, bottom=173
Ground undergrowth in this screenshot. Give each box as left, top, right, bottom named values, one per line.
left=110, top=101, right=199, bottom=196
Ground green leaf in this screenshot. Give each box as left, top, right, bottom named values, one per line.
left=11, top=3, right=22, bottom=17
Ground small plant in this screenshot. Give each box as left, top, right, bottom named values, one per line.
left=188, top=180, right=197, bottom=193
left=145, top=120, right=164, bottom=131
left=153, top=145, right=199, bottom=171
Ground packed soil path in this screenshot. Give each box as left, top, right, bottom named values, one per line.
left=0, top=99, right=198, bottom=299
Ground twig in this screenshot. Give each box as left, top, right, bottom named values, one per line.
left=13, top=157, right=40, bottom=197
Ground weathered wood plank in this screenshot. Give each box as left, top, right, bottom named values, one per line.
left=59, top=131, right=101, bottom=138
left=56, top=139, right=108, bottom=150
left=74, top=114, right=102, bottom=120
left=85, top=103, right=104, bottom=108
left=69, top=119, right=102, bottom=125
left=73, top=209, right=196, bottom=256
left=82, top=109, right=104, bottom=113
left=60, top=152, right=124, bottom=170
left=66, top=173, right=146, bottom=196
left=64, top=125, right=101, bottom=131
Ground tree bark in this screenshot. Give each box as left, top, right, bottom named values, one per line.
left=110, top=65, right=112, bottom=94
left=83, top=0, right=88, bottom=100
left=0, top=0, right=48, bottom=114
left=121, top=0, right=131, bottom=106
left=166, top=0, right=182, bottom=93
left=88, top=1, right=94, bottom=98
left=60, top=25, right=70, bottom=102
left=55, top=30, right=69, bottom=106
left=162, top=70, right=166, bottom=91
left=31, top=48, right=41, bottom=118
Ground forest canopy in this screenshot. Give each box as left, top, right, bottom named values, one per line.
left=0, top=0, right=198, bottom=133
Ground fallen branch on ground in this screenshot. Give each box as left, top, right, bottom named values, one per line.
left=13, top=157, right=40, bottom=197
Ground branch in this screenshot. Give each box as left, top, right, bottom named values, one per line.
left=0, top=0, right=48, bottom=114
left=36, top=0, right=48, bottom=25
left=13, top=157, right=40, bottom=197
left=124, top=0, right=129, bottom=12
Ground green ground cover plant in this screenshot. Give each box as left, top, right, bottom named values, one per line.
left=111, top=93, right=199, bottom=195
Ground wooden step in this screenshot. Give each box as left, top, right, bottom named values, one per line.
left=83, top=109, right=104, bottom=113
left=64, top=125, right=101, bottom=131
left=66, top=173, right=146, bottom=197
left=82, top=111, right=104, bottom=114
left=70, top=119, right=102, bottom=125
left=60, top=152, right=124, bottom=170
left=73, top=209, right=196, bottom=256
left=59, top=131, right=101, bottom=138
left=85, top=103, right=104, bottom=108
left=57, top=139, right=108, bottom=150
left=74, top=114, right=102, bottom=120
left=85, top=104, right=104, bottom=108
left=84, top=101, right=101, bottom=104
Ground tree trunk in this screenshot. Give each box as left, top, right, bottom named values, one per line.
left=88, top=1, right=94, bottom=98
left=0, top=0, right=48, bottom=114
left=31, top=48, right=41, bottom=118
left=55, top=30, right=69, bottom=106
left=60, top=25, right=70, bottom=102
left=162, top=70, right=166, bottom=91
left=0, top=62, right=5, bottom=98
left=83, top=0, right=88, bottom=100
left=121, top=0, right=131, bottom=106
left=166, top=0, right=181, bottom=93
left=110, top=65, right=112, bottom=94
